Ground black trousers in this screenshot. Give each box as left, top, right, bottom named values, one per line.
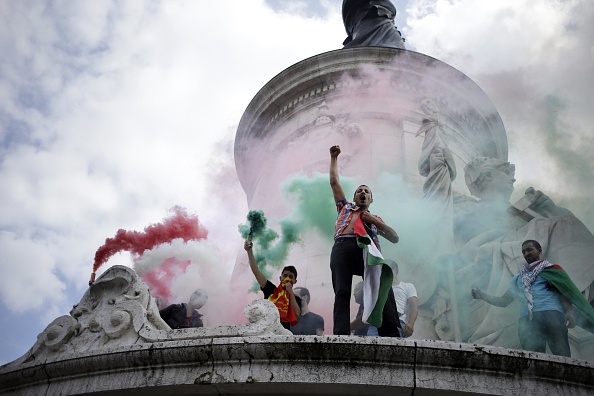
left=330, top=236, right=400, bottom=336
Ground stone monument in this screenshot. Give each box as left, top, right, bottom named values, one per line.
left=233, top=0, right=594, bottom=358
left=2, top=1, right=594, bottom=394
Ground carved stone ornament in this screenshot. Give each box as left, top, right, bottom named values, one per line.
left=7, top=265, right=291, bottom=368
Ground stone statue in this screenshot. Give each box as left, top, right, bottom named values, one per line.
left=422, top=156, right=594, bottom=347
left=417, top=117, right=457, bottom=212
left=342, top=0, right=405, bottom=49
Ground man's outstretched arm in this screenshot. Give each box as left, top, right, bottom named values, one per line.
left=330, top=145, right=346, bottom=204
left=471, top=287, right=514, bottom=307
left=244, top=240, right=267, bottom=288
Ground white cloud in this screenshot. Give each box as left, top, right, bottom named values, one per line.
left=0, top=231, right=66, bottom=310
left=407, top=1, right=569, bottom=69
left=0, top=0, right=343, bottom=363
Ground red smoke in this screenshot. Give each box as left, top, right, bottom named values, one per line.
left=92, top=206, right=208, bottom=273
left=140, top=257, right=191, bottom=302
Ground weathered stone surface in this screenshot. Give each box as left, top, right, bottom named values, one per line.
left=1, top=336, right=592, bottom=395
left=3, top=265, right=290, bottom=368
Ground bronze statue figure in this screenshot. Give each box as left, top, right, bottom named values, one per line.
left=342, top=0, right=405, bottom=49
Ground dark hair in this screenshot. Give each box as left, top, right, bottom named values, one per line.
left=385, top=259, right=398, bottom=273
left=282, top=265, right=298, bottom=279
left=522, top=240, right=542, bottom=250
left=353, top=184, right=373, bottom=199
left=294, top=287, right=310, bottom=304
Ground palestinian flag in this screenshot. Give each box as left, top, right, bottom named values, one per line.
left=539, top=264, right=594, bottom=333
left=354, top=216, right=394, bottom=328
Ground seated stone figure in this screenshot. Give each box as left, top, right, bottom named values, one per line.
left=427, top=156, right=594, bottom=347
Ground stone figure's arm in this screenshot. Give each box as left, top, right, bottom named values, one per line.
left=558, top=292, right=576, bottom=328
left=244, top=240, right=267, bottom=289
left=471, top=287, right=514, bottom=307
left=361, top=211, right=399, bottom=243
left=329, top=145, right=346, bottom=204
left=403, top=296, right=418, bottom=337
left=525, top=187, right=574, bottom=217
left=316, top=325, right=324, bottom=336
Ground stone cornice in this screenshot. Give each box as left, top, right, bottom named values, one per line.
left=2, top=336, right=592, bottom=395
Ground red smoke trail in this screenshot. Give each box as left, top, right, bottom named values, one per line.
left=89, top=206, right=208, bottom=284
left=140, top=257, right=191, bottom=302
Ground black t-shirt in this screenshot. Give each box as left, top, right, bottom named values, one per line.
left=159, top=303, right=204, bottom=329
left=261, top=280, right=302, bottom=330
left=290, top=312, right=325, bottom=335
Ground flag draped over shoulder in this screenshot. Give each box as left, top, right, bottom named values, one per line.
left=268, top=279, right=298, bottom=326
left=539, top=265, right=594, bottom=333
left=353, top=216, right=393, bottom=328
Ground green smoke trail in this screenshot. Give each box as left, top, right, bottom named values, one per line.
left=239, top=209, right=298, bottom=291
left=238, top=173, right=356, bottom=291
left=281, top=173, right=355, bottom=240
left=238, top=210, right=279, bottom=252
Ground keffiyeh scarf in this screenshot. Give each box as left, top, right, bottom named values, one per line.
left=520, top=259, right=551, bottom=319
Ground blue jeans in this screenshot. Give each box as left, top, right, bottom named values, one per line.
left=518, top=310, right=570, bottom=357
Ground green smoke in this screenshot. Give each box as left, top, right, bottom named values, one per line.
left=238, top=173, right=356, bottom=291
left=238, top=210, right=279, bottom=252
left=238, top=209, right=301, bottom=291
left=281, top=173, right=355, bottom=240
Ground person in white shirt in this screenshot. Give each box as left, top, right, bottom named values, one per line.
left=368, top=259, right=418, bottom=337
left=387, top=260, right=418, bottom=337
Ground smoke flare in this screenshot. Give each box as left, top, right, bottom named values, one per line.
left=91, top=206, right=208, bottom=278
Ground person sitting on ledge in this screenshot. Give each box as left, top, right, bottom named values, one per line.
left=159, top=288, right=208, bottom=329
left=291, top=287, right=325, bottom=335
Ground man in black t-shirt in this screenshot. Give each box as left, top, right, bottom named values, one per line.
left=244, top=240, right=302, bottom=329
left=292, top=287, right=325, bottom=335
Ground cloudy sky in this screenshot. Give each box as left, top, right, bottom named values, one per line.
left=1, top=0, right=592, bottom=364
